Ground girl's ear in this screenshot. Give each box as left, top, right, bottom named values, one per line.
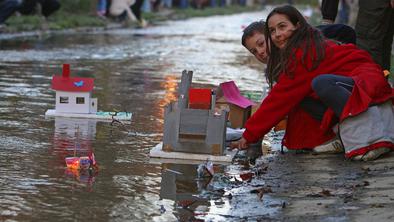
left=296, top=22, right=301, bottom=29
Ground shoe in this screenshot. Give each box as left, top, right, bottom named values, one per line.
left=352, top=147, right=391, bottom=161
left=313, top=138, right=344, bottom=153
left=138, top=19, right=148, bottom=28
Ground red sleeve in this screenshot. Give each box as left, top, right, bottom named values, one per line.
left=242, top=67, right=316, bottom=143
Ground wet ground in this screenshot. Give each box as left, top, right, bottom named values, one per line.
left=1, top=8, right=394, bottom=222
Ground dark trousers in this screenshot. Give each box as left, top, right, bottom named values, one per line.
left=118, top=0, right=144, bottom=22
left=316, top=23, right=356, bottom=44
left=18, top=0, right=60, bottom=17
left=321, top=0, right=340, bottom=21
left=0, top=0, right=20, bottom=24
left=300, top=74, right=354, bottom=121
left=356, top=0, right=394, bottom=70
left=130, top=0, right=144, bottom=21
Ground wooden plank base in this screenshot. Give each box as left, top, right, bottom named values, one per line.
left=149, top=142, right=237, bottom=163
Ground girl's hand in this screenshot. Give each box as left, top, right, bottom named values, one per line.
left=230, top=137, right=249, bottom=150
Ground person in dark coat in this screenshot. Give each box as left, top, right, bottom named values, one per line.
left=321, top=0, right=394, bottom=71
left=0, top=0, right=21, bottom=26
left=18, top=0, right=60, bottom=17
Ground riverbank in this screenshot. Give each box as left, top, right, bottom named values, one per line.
left=241, top=149, right=394, bottom=221
left=1, top=5, right=262, bottom=33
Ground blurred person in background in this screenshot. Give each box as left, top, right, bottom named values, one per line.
left=109, top=0, right=147, bottom=27
left=96, top=0, right=109, bottom=18
left=0, top=0, right=60, bottom=29
left=18, top=0, right=60, bottom=18
left=0, top=0, right=20, bottom=28
left=321, top=0, right=394, bottom=71
left=356, top=0, right=394, bottom=71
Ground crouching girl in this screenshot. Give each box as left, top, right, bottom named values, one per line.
left=236, top=5, right=394, bottom=161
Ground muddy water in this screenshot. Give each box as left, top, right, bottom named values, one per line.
left=0, top=11, right=283, bottom=221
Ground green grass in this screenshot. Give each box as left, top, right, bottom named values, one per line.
left=5, top=15, right=43, bottom=32
left=5, top=12, right=107, bottom=32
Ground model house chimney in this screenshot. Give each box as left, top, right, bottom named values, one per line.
left=62, top=64, right=70, bottom=78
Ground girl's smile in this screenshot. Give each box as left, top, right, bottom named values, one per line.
left=268, top=13, right=298, bottom=49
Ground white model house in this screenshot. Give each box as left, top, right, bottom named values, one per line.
left=45, top=64, right=131, bottom=120
left=51, top=64, right=97, bottom=114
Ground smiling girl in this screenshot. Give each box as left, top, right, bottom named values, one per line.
left=236, top=5, right=394, bottom=161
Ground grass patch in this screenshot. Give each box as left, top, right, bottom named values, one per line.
left=5, top=15, right=43, bottom=32
left=5, top=11, right=107, bottom=32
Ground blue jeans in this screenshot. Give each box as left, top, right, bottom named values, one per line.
left=97, top=0, right=107, bottom=12
left=300, top=74, right=354, bottom=120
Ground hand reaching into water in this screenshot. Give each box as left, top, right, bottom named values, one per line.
left=230, top=137, right=249, bottom=150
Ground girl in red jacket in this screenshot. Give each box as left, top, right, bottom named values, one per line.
left=236, top=5, right=394, bottom=161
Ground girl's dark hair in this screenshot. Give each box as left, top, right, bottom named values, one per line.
left=241, top=20, right=266, bottom=48
left=265, top=5, right=326, bottom=88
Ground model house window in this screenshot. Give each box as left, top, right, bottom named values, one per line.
left=76, top=97, right=85, bottom=104
left=60, top=96, right=69, bottom=103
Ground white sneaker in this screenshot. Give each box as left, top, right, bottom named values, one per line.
left=352, top=147, right=391, bottom=161
left=313, top=138, right=344, bottom=154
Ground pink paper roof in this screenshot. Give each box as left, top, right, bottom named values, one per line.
left=220, top=81, right=255, bottom=108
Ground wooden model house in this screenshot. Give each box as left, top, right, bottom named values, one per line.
left=162, top=70, right=228, bottom=156
left=216, top=81, right=255, bottom=129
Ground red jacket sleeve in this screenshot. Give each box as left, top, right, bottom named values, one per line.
left=243, top=67, right=316, bottom=143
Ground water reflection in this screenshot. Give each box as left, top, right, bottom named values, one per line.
left=52, top=117, right=98, bottom=189
left=0, top=10, right=274, bottom=221
left=158, top=74, right=178, bottom=112
left=160, top=163, right=210, bottom=221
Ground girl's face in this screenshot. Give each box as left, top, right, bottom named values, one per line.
left=245, top=32, right=268, bottom=64
left=268, top=13, right=298, bottom=49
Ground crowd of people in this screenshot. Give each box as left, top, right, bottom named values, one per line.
left=0, top=0, right=254, bottom=29
left=236, top=3, right=394, bottom=161
left=95, top=0, right=255, bottom=27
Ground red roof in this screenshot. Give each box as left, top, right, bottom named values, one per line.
left=51, top=64, right=94, bottom=92
left=52, top=76, right=94, bottom=92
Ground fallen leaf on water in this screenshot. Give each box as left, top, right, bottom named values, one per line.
left=251, top=187, right=273, bottom=201
left=177, top=200, right=197, bottom=208
left=239, top=172, right=254, bottom=181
